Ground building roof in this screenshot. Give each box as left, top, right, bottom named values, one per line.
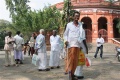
left=54, top=0, right=120, bottom=10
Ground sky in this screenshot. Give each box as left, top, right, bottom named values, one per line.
left=0, top=0, right=63, bottom=22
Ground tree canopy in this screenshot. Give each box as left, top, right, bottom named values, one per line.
left=5, top=0, right=61, bottom=34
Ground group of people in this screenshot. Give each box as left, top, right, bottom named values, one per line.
left=63, top=11, right=88, bottom=80
left=63, top=11, right=104, bottom=80
left=3, top=11, right=105, bottom=80
left=4, top=31, right=24, bottom=67
left=34, top=29, right=62, bottom=71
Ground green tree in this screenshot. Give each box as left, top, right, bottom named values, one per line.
left=5, top=0, right=30, bottom=32
left=24, top=6, right=61, bottom=32
left=0, top=19, right=15, bottom=48
left=61, top=0, right=71, bottom=27
left=5, top=0, right=61, bottom=35
left=0, top=19, right=14, bottom=33
left=42, top=6, right=61, bottom=31
left=61, top=0, right=76, bottom=28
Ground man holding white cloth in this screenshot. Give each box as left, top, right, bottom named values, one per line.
left=49, top=30, right=62, bottom=69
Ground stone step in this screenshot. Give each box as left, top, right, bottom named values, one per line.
left=87, top=43, right=117, bottom=53
left=47, top=43, right=117, bottom=53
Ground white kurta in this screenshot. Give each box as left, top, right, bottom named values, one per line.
left=35, top=34, right=47, bottom=69
left=14, top=35, right=24, bottom=60
left=49, top=35, right=61, bottom=67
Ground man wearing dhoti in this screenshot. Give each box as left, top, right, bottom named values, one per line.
left=49, top=30, right=62, bottom=69
left=35, top=29, right=50, bottom=71
left=74, top=28, right=88, bottom=79
left=14, top=31, right=24, bottom=65
left=4, top=31, right=15, bottom=67
left=64, top=11, right=83, bottom=80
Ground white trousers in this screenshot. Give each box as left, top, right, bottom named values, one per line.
left=14, top=50, right=22, bottom=60
left=38, top=52, right=47, bottom=69
left=49, top=51, right=60, bottom=67
left=5, top=50, right=15, bottom=65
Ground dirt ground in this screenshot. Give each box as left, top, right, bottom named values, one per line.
left=0, top=51, right=120, bottom=80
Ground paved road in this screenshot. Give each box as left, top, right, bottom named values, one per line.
left=0, top=51, right=120, bottom=80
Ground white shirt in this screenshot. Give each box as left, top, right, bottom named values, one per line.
left=35, top=34, right=46, bottom=53
left=14, top=35, right=24, bottom=50
left=64, top=22, right=83, bottom=48
left=4, top=36, right=15, bottom=50
left=50, top=35, right=61, bottom=51
left=29, top=37, right=35, bottom=47
left=96, top=37, right=104, bottom=47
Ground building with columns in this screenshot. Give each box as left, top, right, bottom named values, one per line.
left=55, top=0, right=120, bottom=43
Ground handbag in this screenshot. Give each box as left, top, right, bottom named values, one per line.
left=86, top=57, right=91, bottom=67
left=78, top=50, right=85, bottom=66
left=32, top=54, right=39, bottom=66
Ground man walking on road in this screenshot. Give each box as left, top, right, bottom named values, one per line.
left=64, top=11, right=83, bottom=80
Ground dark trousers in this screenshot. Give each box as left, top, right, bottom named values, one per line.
left=94, top=45, right=103, bottom=58
left=28, top=47, right=35, bottom=56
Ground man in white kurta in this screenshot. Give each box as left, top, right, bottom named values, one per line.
left=49, top=30, right=62, bottom=69
left=14, top=31, right=24, bottom=65
left=35, top=29, right=50, bottom=71
left=74, top=27, right=88, bottom=79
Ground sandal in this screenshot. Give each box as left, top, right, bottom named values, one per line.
left=50, top=67, right=54, bottom=69
left=11, top=64, right=16, bottom=66
left=15, top=64, right=19, bottom=67
left=45, top=68, right=50, bottom=71
left=56, top=66, right=60, bottom=68
left=5, top=65, right=10, bottom=67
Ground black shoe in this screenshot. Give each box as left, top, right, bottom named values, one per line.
left=50, top=67, right=54, bottom=69
left=71, top=74, right=78, bottom=80
left=38, top=69, right=43, bottom=71
left=94, top=56, right=96, bottom=58
left=20, top=61, right=23, bottom=64
left=77, top=76, right=84, bottom=79
left=38, top=68, right=50, bottom=71
left=64, top=72, right=68, bottom=75
left=45, top=68, right=50, bottom=71
left=16, top=61, right=18, bottom=64
left=56, top=66, right=60, bottom=68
